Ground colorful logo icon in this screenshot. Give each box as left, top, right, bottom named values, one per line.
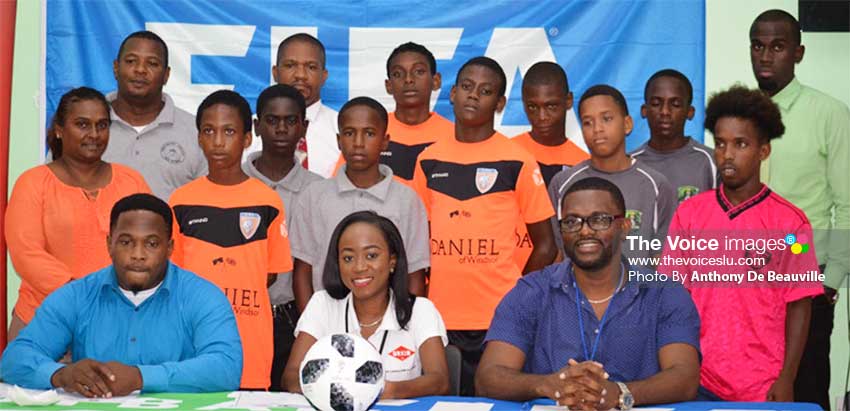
left=784, top=233, right=810, bottom=255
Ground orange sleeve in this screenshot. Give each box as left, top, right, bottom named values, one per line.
left=517, top=156, right=555, bottom=224
left=411, top=153, right=431, bottom=217
left=168, top=195, right=185, bottom=267
left=4, top=169, right=74, bottom=295
left=267, top=195, right=293, bottom=273
left=332, top=154, right=345, bottom=177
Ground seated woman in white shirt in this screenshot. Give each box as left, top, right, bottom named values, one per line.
left=283, top=210, right=449, bottom=398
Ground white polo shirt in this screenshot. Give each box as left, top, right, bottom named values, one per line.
left=295, top=290, right=448, bottom=382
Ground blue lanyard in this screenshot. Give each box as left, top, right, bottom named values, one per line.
left=574, top=266, right=623, bottom=362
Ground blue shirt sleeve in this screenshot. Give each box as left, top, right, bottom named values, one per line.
left=484, top=271, right=545, bottom=355
left=137, top=278, right=243, bottom=392
left=656, top=283, right=701, bottom=354
left=0, top=283, right=78, bottom=389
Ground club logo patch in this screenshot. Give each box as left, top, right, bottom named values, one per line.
left=160, top=142, right=186, bottom=164
left=388, top=345, right=415, bottom=362
left=625, top=209, right=642, bottom=231
left=677, top=185, right=700, bottom=203
left=475, top=168, right=498, bottom=194
left=532, top=168, right=544, bottom=186
left=239, top=212, right=261, bottom=239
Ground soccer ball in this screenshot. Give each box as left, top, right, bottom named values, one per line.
left=300, top=333, right=385, bottom=411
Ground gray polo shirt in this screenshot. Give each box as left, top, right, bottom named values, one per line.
left=290, top=164, right=430, bottom=291
left=548, top=159, right=676, bottom=261
left=243, top=151, right=323, bottom=305
left=630, top=137, right=717, bottom=204
left=104, top=92, right=207, bottom=201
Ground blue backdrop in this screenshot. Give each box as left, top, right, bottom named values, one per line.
left=46, top=0, right=705, bottom=150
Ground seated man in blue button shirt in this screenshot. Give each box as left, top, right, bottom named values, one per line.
left=1, top=193, right=242, bottom=397
left=476, top=177, right=700, bottom=409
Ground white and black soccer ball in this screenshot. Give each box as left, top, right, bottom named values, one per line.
left=300, top=333, right=385, bottom=411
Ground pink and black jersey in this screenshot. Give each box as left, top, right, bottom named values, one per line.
left=658, top=184, right=822, bottom=401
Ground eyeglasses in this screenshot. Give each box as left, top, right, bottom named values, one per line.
left=559, top=214, right=624, bottom=233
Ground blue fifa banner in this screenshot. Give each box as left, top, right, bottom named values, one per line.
left=46, top=0, right=705, bottom=151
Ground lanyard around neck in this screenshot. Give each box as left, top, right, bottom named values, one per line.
left=345, top=299, right=389, bottom=355
left=574, top=263, right=624, bottom=362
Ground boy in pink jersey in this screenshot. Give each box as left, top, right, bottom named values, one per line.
left=658, top=86, right=821, bottom=401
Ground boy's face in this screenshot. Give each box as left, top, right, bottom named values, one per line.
left=337, top=105, right=389, bottom=172
left=579, top=95, right=632, bottom=159
left=273, top=40, right=328, bottom=106
left=522, top=83, right=572, bottom=134
left=254, top=97, right=307, bottom=158
left=641, top=76, right=694, bottom=140
left=198, top=103, right=252, bottom=171
left=385, top=51, right=441, bottom=110
left=713, top=116, right=770, bottom=190
left=450, top=65, right=506, bottom=127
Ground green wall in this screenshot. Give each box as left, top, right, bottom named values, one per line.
left=6, top=0, right=849, bottom=404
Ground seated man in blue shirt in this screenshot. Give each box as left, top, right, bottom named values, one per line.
left=475, top=177, right=700, bottom=409
left=1, top=193, right=242, bottom=397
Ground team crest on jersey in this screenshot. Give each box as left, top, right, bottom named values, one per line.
left=677, top=185, right=700, bottom=203
left=239, top=212, right=261, bottom=239
left=475, top=168, right=498, bottom=193
left=625, top=209, right=642, bottom=231
left=532, top=168, right=544, bottom=186
left=388, top=345, right=415, bottom=362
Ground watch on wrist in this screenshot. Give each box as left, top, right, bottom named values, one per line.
left=616, top=381, right=634, bottom=410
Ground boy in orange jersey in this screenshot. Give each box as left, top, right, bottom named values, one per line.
left=334, top=42, right=453, bottom=186
left=169, top=90, right=292, bottom=390
left=513, top=62, right=589, bottom=267
left=412, top=56, right=557, bottom=396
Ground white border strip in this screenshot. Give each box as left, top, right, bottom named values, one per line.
left=38, top=0, right=46, bottom=161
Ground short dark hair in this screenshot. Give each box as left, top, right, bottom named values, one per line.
left=110, top=193, right=173, bottom=237
left=276, top=33, right=326, bottom=68
left=323, top=211, right=415, bottom=329
left=256, top=84, right=306, bottom=120
left=644, top=69, right=693, bottom=105
left=704, top=85, right=784, bottom=143
left=386, top=42, right=437, bottom=77
left=559, top=177, right=626, bottom=220
left=523, top=61, right=569, bottom=94
left=751, top=9, right=801, bottom=45
left=456, top=56, right=507, bottom=97
left=117, top=30, right=169, bottom=66
left=579, top=84, right=629, bottom=117
left=47, top=87, right=111, bottom=161
left=195, top=90, right=252, bottom=134
left=338, top=96, right=389, bottom=130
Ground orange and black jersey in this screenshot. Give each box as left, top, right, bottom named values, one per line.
left=412, top=132, right=554, bottom=330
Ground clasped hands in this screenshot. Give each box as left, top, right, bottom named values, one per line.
left=538, top=358, right=620, bottom=410
left=50, top=359, right=142, bottom=398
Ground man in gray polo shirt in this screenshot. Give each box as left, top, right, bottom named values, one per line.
left=630, top=69, right=716, bottom=204
left=104, top=31, right=206, bottom=200
left=289, top=98, right=430, bottom=313
left=242, top=84, right=323, bottom=390
left=550, top=85, right=675, bottom=263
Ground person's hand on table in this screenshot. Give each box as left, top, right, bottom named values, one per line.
left=103, top=361, right=143, bottom=396
left=50, top=359, right=116, bottom=398
left=765, top=374, right=794, bottom=402
left=380, top=381, right=399, bottom=399
left=534, top=359, right=609, bottom=410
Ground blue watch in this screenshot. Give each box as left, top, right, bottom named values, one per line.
left=616, top=381, right=634, bottom=410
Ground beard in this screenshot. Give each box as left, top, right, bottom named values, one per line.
left=564, top=240, right=614, bottom=271
left=757, top=78, right=779, bottom=94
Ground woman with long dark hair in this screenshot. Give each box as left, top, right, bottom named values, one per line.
left=283, top=211, right=449, bottom=398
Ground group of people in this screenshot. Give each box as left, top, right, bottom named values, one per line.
left=0, top=8, right=847, bottom=410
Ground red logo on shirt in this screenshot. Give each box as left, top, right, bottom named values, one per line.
left=388, top=346, right=415, bottom=361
